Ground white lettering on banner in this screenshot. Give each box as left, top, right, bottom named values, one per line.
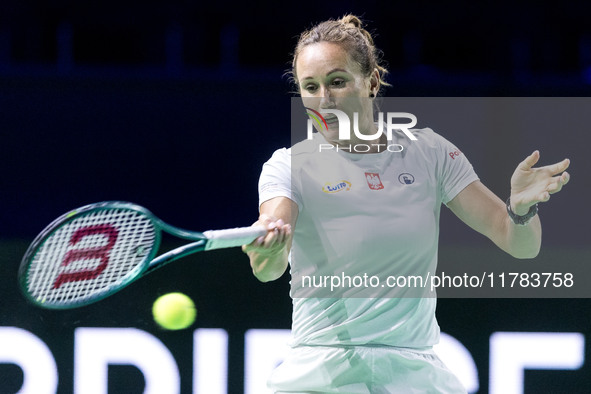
left=489, top=332, right=585, bottom=394
left=74, top=327, right=180, bottom=394
left=0, top=327, right=586, bottom=393
left=434, top=333, right=479, bottom=393
left=244, top=329, right=292, bottom=394
left=194, top=329, right=228, bottom=394
left=0, top=327, right=58, bottom=394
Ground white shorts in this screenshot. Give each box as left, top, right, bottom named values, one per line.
left=268, top=345, right=467, bottom=394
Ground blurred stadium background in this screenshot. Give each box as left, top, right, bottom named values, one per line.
left=1, top=1, right=591, bottom=393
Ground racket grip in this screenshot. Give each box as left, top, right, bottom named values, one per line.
left=203, top=225, right=267, bottom=250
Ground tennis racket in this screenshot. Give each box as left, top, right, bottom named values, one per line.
left=19, top=201, right=266, bottom=309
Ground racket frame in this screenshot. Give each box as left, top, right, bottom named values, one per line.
left=18, top=201, right=207, bottom=309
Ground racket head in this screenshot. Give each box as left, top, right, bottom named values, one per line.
left=19, top=201, right=161, bottom=309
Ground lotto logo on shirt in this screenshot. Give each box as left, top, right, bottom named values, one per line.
left=365, top=173, right=384, bottom=190
left=322, top=180, right=351, bottom=193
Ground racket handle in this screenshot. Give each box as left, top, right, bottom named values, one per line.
left=203, top=225, right=267, bottom=250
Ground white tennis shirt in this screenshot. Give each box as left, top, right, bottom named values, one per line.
left=258, top=128, right=479, bottom=348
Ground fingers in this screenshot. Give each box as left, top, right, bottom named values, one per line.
left=518, top=151, right=570, bottom=174
left=511, top=151, right=571, bottom=210
left=517, top=151, right=571, bottom=181
left=518, top=150, right=540, bottom=171
left=256, top=223, right=292, bottom=250
left=537, top=191, right=551, bottom=203
left=561, top=170, right=571, bottom=185
left=256, top=213, right=275, bottom=228
left=243, top=216, right=292, bottom=253
left=527, top=170, right=571, bottom=208
left=259, top=219, right=287, bottom=245
left=546, top=158, right=570, bottom=176
left=546, top=171, right=571, bottom=195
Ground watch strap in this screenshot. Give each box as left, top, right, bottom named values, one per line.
left=506, top=197, right=538, bottom=226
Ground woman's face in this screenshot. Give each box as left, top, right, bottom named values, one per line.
left=295, top=41, right=378, bottom=143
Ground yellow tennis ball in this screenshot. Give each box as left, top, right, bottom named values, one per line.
left=152, top=292, right=196, bottom=330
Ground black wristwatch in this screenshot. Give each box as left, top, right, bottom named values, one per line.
left=506, top=197, right=538, bottom=226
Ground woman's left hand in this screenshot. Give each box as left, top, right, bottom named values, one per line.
left=510, top=150, right=570, bottom=215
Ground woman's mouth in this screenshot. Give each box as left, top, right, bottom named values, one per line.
left=324, top=116, right=339, bottom=125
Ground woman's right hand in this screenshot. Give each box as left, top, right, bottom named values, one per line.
left=242, top=214, right=292, bottom=257
left=242, top=197, right=298, bottom=282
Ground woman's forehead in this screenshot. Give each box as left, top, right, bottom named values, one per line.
left=296, top=42, right=362, bottom=80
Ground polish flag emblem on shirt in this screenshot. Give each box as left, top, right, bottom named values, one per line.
left=365, top=172, right=384, bottom=190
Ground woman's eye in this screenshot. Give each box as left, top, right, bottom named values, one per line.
left=331, top=79, right=345, bottom=87
left=304, top=84, right=318, bottom=92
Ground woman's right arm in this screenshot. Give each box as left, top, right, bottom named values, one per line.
left=242, top=196, right=299, bottom=282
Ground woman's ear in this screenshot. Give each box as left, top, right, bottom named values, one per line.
left=369, top=68, right=380, bottom=97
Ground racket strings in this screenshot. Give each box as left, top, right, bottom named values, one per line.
left=27, top=209, right=156, bottom=306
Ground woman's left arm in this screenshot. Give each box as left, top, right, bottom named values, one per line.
left=446, top=151, right=570, bottom=259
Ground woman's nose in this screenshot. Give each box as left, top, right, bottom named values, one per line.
left=319, top=86, right=335, bottom=108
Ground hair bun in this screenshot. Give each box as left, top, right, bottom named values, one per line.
left=339, top=14, right=363, bottom=29
left=291, top=14, right=391, bottom=94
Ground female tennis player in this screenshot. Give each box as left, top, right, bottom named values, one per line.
left=243, top=15, right=570, bottom=393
